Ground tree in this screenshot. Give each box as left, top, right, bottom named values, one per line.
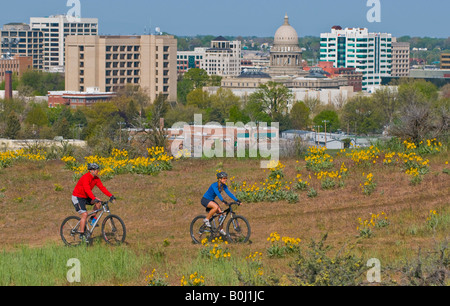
left=228, top=105, right=249, bottom=123
left=389, top=103, right=444, bottom=144
left=302, top=96, right=321, bottom=117
left=249, top=81, right=293, bottom=120
left=371, top=86, right=400, bottom=126
left=25, top=103, right=49, bottom=127
left=142, top=94, right=169, bottom=148
left=242, top=97, right=272, bottom=123
left=115, top=84, right=151, bottom=114
left=440, top=84, right=450, bottom=99
left=186, top=88, right=211, bottom=109
left=177, top=78, right=194, bottom=104
left=313, top=110, right=340, bottom=133
left=183, top=68, right=209, bottom=89
left=5, top=111, right=21, bottom=139
left=53, top=117, right=71, bottom=139
left=209, top=88, right=241, bottom=124
left=341, top=96, right=384, bottom=135
left=165, top=104, right=205, bottom=127
left=397, top=79, right=439, bottom=105
left=20, top=70, right=64, bottom=96
left=290, top=101, right=311, bottom=130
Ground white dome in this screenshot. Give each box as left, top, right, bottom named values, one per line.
left=274, top=14, right=298, bottom=45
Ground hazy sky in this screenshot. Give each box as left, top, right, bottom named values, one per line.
left=1, top=0, right=449, bottom=38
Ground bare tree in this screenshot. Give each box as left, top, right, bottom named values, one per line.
left=389, top=102, right=449, bottom=143
left=132, top=94, right=168, bottom=150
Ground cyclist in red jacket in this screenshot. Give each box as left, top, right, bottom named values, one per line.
left=72, top=163, right=115, bottom=240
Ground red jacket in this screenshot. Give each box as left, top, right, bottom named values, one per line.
left=72, top=172, right=112, bottom=200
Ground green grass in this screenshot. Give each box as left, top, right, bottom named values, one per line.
left=0, top=244, right=150, bottom=286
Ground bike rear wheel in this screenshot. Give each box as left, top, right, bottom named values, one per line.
left=61, top=216, right=83, bottom=246
left=101, top=214, right=126, bottom=245
left=190, top=215, right=215, bottom=244
left=226, top=215, right=251, bottom=243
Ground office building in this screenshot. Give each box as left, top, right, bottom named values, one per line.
left=177, top=47, right=206, bottom=74
left=65, top=34, right=177, bottom=102
left=203, top=36, right=241, bottom=76
left=0, top=54, right=33, bottom=83
left=391, top=39, right=410, bottom=77
left=30, top=15, right=98, bottom=72
left=441, top=53, right=450, bottom=69
left=0, top=23, right=43, bottom=70
left=320, top=26, right=393, bottom=91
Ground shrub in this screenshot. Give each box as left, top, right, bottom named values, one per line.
left=291, top=233, right=368, bottom=286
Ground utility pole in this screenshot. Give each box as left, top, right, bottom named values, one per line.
left=313, top=125, right=320, bottom=146
left=322, top=120, right=329, bottom=148
left=118, top=121, right=126, bottom=142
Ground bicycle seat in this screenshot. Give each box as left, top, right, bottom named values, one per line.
left=205, top=207, right=212, bottom=213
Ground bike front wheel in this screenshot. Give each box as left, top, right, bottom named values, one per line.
left=190, top=215, right=214, bottom=244
left=60, top=216, right=83, bottom=246
left=226, top=215, right=251, bottom=243
left=101, top=214, right=126, bottom=245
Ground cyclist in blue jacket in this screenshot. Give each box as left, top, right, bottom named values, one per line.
left=201, top=171, right=241, bottom=235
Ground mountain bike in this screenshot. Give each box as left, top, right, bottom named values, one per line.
left=190, top=201, right=251, bottom=244
left=60, top=199, right=126, bottom=246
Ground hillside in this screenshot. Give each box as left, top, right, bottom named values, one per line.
left=0, top=142, right=449, bottom=286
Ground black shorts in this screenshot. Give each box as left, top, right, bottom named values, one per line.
left=71, top=196, right=93, bottom=214
left=201, top=197, right=217, bottom=208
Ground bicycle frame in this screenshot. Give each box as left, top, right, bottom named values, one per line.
left=79, top=201, right=111, bottom=234
left=209, top=202, right=239, bottom=231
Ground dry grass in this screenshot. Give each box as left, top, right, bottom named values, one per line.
left=0, top=150, right=449, bottom=285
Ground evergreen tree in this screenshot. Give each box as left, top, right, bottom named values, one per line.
left=5, top=111, right=21, bottom=139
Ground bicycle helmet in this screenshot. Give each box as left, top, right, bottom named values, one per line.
left=87, top=163, right=100, bottom=171
left=216, top=171, right=228, bottom=179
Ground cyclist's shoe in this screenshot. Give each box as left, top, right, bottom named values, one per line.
left=80, top=233, right=87, bottom=243
left=220, top=229, right=227, bottom=236
left=203, top=218, right=211, bottom=228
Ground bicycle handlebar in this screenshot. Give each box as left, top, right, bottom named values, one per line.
left=100, top=198, right=115, bottom=206
left=223, top=201, right=241, bottom=206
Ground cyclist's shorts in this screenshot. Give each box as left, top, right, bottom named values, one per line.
left=72, top=196, right=93, bottom=214
left=201, top=197, right=217, bottom=208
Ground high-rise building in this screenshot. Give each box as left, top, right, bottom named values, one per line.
left=203, top=36, right=241, bottom=76
left=0, top=23, right=43, bottom=70
left=391, top=39, right=410, bottom=77
left=320, top=26, right=393, bottom=91
left=441, top=53, right=450, bottom=69
left=177, top=47, right=206, bottom=74
left=30, top=15, right=98, bottom=72
left=65, top=34, right=177, bottom=102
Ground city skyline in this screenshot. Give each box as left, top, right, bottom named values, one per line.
left=0, top=0, right=449, bottom=38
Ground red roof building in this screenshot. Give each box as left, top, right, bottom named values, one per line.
left=48, top=89, right=116, bottom=108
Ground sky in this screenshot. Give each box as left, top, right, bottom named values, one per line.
left=0, top=0, right=449, bottom=38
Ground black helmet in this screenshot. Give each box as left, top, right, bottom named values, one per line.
left=216, top=171, right=228, bottom=179
left=88, top=163, right=100, bottom=170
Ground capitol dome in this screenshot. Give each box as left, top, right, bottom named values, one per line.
left=274, top=14, right=299, bottom=46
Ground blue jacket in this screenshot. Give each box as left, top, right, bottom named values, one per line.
left=203, top=182, right=238, bottom=202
